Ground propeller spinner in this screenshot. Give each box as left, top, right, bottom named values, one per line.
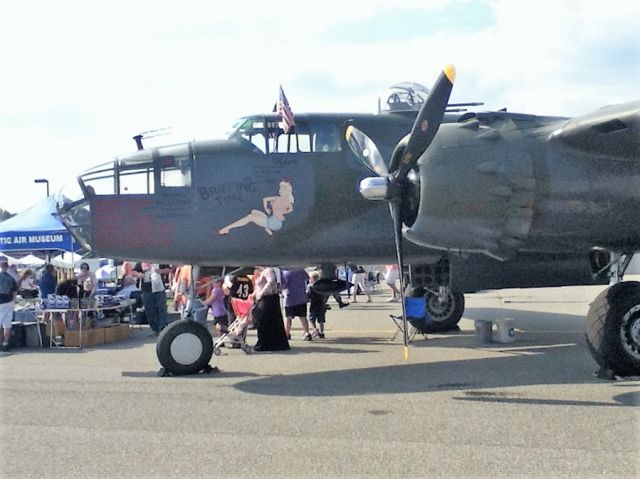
left=346, top=65, right=456, bottom=360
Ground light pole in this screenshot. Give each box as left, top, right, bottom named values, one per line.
left=34, top=178, right=50, bottom=197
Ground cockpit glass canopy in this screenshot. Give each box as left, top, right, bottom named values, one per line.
left=378, top=82, right=430, bottom=113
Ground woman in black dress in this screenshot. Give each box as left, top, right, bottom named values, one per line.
left=252, top=267, right=290, bottom=352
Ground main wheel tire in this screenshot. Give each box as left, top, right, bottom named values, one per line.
left=586, top=281, right=640, bottom=377
left=156, top=320, right=213, bottom=376
left=421, top=292, right=465, bottom=333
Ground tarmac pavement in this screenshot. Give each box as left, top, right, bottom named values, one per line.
left=1, top=285, right=639, bottom=478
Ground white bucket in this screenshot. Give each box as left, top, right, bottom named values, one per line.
left=494, top=318, right=516, bottom=343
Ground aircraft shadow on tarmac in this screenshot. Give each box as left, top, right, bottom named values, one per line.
left=231, top=306, right=639, bottom=406
left=232, top=353, right=638, bottom=407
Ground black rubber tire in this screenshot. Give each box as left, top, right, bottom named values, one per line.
left=586, top=282, right=640, bottom=377
left=420, top=292, right=465, bottom=333
left=156, top=320, right=213, bottom=376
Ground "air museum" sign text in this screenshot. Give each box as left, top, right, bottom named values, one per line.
left=0, top=234, right=65, bottom=245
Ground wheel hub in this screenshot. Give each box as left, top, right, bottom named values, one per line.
left=621, top=305, right=640, bottom=361
left=170, top=332, right=204, bottom=365
left=427, top=294, right=455, bottom=321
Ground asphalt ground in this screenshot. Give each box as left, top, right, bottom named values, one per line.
left=1, top=285, right=639, bottom=478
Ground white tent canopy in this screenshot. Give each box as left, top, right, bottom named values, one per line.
left=17, top=254, right=45, bottom=266
left=50, top=252, right=82, bottom=269
left=0, top=253, right=45, bottom=267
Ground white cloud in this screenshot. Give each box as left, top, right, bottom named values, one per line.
left=1, top=0, right=638, bottom=213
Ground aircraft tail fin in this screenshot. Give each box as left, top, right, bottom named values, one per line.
left=548, top=101, right=640, bottom=160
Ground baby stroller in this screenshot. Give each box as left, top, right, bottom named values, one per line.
left=213, top=297, right=254, bottom=355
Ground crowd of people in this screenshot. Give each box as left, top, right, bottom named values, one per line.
left=0, top=256, right=401, bottom=353
left=188, top=264, right=396, bottom=353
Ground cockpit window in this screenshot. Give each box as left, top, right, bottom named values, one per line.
left=229, top=118, right=269, bottom=153
left=229, top=117, right=341, bottom=154
left=312, top=122, right=341, bottom=152
left=117, top=150, right=154, bottom=195
left=78, top=162, right=117, bottom=196
left=75, top=143, right=193, bottom=198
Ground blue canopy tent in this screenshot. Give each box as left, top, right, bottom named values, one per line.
left=0, top=196, right=78, bottom=254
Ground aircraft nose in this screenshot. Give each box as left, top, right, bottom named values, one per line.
left=57, top=177, right=95, bottom=253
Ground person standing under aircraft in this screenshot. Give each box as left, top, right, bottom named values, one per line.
left=281, top=268, right=312, bottom=340
left=352, top=265, right=372, bottom=303
left=307, top=271, right=328, bottom=339
left=252, top=267, right=289, bottom=352
left=134, top=262, right=171, bottom=335
left=384, top=264, right=401, bottom=302
left=0, top=256, right=18, bottom=351
left=203, top=278, right=228, bottom=336
left=225, top=272, right=254, bottom=321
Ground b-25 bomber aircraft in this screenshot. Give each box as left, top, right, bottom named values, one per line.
left=57, top=65, right=640, bottom=378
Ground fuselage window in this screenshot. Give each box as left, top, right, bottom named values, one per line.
left=157, top=144, right=193, bottom=188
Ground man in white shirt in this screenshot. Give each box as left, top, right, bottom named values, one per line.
left=133, top=262, right=172, bottom=335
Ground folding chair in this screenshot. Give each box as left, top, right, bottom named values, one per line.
left=389, top=296, right=429, bottom=342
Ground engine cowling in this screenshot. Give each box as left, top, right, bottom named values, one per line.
left=405, top=121, right=537, bottom=261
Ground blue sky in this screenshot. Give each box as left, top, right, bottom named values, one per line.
left=1, top=0, right=639, bottom=213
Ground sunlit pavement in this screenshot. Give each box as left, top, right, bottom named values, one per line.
left=1, top=285, right=638, bottom=478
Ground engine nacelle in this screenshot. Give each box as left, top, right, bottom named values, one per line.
left=405, top=121, right=536, bottom=261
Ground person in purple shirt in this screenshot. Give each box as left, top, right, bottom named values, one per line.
left=204, top=278, right=229, bottom=336
left=281, top=268, right=312, bottom=341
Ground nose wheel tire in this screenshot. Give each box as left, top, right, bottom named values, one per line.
left=156, top=320, right=214, bottom=376
left=586, top=281, right=640, bottom=377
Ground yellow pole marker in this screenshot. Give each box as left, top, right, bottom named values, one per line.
left=403, top=345, right=409, bottom=361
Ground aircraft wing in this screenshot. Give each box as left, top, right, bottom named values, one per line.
left=548, top=100, right=640, bottom=160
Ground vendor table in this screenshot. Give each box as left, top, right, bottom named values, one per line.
left=44, top=299, right=136, bottom=349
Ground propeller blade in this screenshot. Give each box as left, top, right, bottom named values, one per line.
left=391, top=64, right=456, bottom=179
left=390, top=202, right=409, bottom=360
left=345, top=125, right=389, bottom=177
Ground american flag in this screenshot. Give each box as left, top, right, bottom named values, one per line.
left=277, top=85, right=295, bottom=134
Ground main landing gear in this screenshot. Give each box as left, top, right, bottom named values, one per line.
left=421, top=287, right=465, bottom=333
left=586, top=281, right=640, bottom=378
left=408, top=262, right=464, bottom=333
